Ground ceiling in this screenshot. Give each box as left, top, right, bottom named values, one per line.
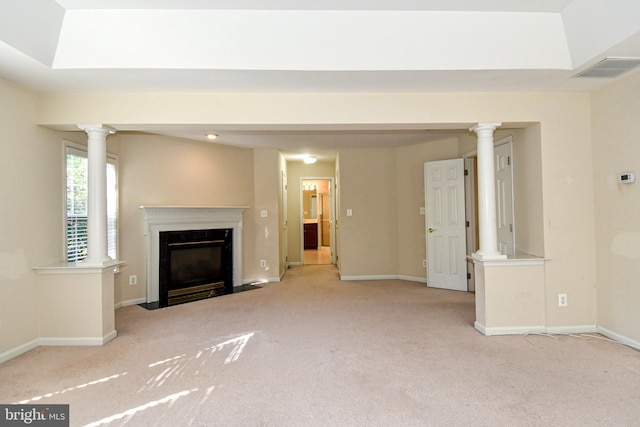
left=1, top=0, right=640, bottom=160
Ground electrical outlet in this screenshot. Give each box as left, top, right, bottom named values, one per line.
left=260, top=210, right=268, bottom=218
left=129, top=275, right=137, bottom=286
left=422, top=259, right=427, bottom=268
left=558, top=293, right=568, bottom=307
left=260, top=260, right=267, bottom=268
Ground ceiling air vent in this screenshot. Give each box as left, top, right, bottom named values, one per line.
left=574, top=57, right=640, bottom=78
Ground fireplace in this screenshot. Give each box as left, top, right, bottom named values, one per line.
left=159, top=228, right=233, bottom=307
left=141, top=206, right=247, bottom=306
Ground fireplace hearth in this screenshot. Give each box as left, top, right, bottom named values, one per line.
left=159, top=228, right=233, bottom=307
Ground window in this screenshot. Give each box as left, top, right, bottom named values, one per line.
left=65, top=142, right=118, bottom=262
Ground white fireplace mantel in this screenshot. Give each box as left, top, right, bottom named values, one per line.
left=140, top=206, right=248, bottom=303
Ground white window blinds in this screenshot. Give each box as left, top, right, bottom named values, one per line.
left=65, top=143, right=118, bottom=262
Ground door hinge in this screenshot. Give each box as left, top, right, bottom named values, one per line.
left=466, top=220, right=470, bottom=228
left=467, top=273, right=471, bottom=280
left=464, top=169, right=469, bottom=176
left=509, top=224, right=513, bottom=233
left=507, top=156, right=511, bottom=166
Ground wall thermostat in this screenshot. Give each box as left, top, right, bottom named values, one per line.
left=619, top=172, right=636, bottom=184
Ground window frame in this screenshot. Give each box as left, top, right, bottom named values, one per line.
left=63, top=140, right=119, bottom=263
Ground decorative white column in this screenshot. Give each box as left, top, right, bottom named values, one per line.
left=470, top=122, right=506, bottom=260
left=78, top=124, right=116, bottom=265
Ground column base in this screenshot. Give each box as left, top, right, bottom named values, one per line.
left=472, top=251, right=507, bottom=261
left=79, top=257, right=117, bottom=267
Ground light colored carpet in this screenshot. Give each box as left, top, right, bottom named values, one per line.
left=1, top=265, right=640, bottom=426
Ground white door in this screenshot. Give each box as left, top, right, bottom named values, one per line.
left=425, top=159, right=467, bottom=291
left=495, top=140, right=515, bottom=256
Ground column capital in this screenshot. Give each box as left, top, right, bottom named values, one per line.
left=469, top=122, right=502, bottom=134
left=77, top=124, right=116, bottom=136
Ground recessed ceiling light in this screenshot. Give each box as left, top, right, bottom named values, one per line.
left=303, top=156, right=317, bottom=164
left=206, top=134, right=218, bottom=140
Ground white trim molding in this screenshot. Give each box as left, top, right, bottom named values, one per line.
left=242, top=276, right=280, bottom=285
left=476, top=323, right=599, bottom=337
left=115, top=298, right=147, bottom=310
left=597, top=326, right=640, bottom=351
left=340, top=274, right=426, bottom=283
left=0, top=339, right=39, bottom=365
left=340, top=274, right=399, bottom=281
left=0, top=331, right=118, bottom=365
left=398, top=275, right=427, bottom=284
left=475, top=322, right=546, bottom=336
left=546, top=325, right=598, bottom=335
left=39, top=330, right=117, bottom=347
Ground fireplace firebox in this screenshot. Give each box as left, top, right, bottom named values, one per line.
left=158, top=228, right=233, bottom=307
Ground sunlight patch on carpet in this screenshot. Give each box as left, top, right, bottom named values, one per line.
left=15, top=372, right=128, bottom=404
left=83, top=389, right=197, bottom=427
left=148, top=354, right=187, bottom=367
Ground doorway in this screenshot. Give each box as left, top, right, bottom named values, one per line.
left=301, top=178, right=334, bottom=265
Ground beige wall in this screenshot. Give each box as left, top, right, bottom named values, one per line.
left=252, top=148, right=280, bottom=281
left=278, top=153, right=287, bottom=276
left=396, top=137, right=460, bottom=280
left=592, top=71, right=640, bottom=344
left=338, top=148, right=399, bottom=278
left=509, top=125, right=545, bottom=257
left=0, top=79, right=64, bottom=357
left=476, top=262, right=546, bottom=333
left=536, top=96, right=596, bottom=328
left=286, top=161, right=336, bottom=264
left=117, top=133, right=255, bottom=303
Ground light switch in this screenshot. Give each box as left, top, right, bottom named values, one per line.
left=260, top=210, right=268, bottom=218
left=346, top=209, right=353, bottom=217
left=419, top=207, right=425, bottom=215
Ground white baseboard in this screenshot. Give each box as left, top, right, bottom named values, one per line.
left=115, top=298, right=146, bottom=310
left=597, top=326, right=640, bottom=351
left=288, top=262, right=303, bottom=266
left=1, top=331, right=119, bottom=364
left=476, top=324, right=599, bottom=337
left=546, top=325, right=598, bottom=335
left=242, top=277, right=280, bottom=285
left=39, top=330, right=117, bottom=347
left=339, top=275, right=427, bottom=283
left=474, top=321, right=486, bottom=335
left=476, top=323, right=546, bottom=336
left=398, top=275, right=427, bottom=284
left=0, top=338, right=39, bottom=365
left=340, top=274, right=400, bottom=281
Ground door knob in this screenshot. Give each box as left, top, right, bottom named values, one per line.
left=428, top=228, right=436, bottom=233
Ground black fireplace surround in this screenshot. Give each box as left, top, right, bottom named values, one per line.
left=158, top=228, right=233, bottom=307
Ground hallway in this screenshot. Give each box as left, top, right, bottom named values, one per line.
left=303, top=246, right=331, bottom=265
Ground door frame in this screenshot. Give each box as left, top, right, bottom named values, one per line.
left=300, top=176, right=335, bottom=265
left=425, top=158, right=468, bottom=291
left=463, top=135, right=515, bottom=292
